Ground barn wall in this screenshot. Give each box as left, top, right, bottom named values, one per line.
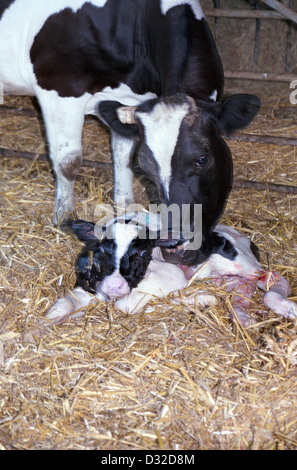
left=200, top=0, right=297, bottom=101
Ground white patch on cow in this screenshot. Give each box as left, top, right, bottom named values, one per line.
left=136, top=101, right=190, bottom=198
left=209, top=90, right=218, bottom=102
left=2, top=82, right=34, bottom=96
left=0, top=0, right=109, bottom=96
left=86, top=83, right=157, bottom=115
left=160, top=0, right=204, bottom=20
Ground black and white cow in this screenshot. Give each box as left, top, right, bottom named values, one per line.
left=0, top=0, right=260, bottom=263
left=22, top=215, right=297, bottom=341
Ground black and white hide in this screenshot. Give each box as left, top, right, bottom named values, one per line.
left=22, top=216, right=297, bottom=340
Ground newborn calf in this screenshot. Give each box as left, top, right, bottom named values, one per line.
left=184, top=225, right=297, bottom=326
left=117, top=223, right=297, bottom=325
left=23, top=217, right=297, bottom=340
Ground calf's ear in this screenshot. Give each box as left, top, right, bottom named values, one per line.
left=98, top=101, right=140, bottom=140
left=217, top=94, right=261, bottom=136
left=62, top=219, right=98, bottom=243
left=211, top=233, right=238, bottom=260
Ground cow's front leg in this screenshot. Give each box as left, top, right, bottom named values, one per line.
left=51, top=147, right=82, bottom=226
left=111, top=132, right=135, bottom=208
left=35, top=88, right=90, bottom=224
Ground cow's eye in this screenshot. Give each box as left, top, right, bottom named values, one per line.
left=196, top=156, right=207, bottom=166
left=139, top=250, right=147, bottom=257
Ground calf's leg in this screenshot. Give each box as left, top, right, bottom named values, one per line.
left=223, top=276, right=258, bottom=327
left=44, top=287, right=94, bottom=325
left=257, top=271, right=297, bottom=320
left=22, top=287, right=94, bottom=342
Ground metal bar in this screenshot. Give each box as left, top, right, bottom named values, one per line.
left=226, top=133, right=297, bottom=146
left=233, top=179, right=297, bottom=194
left=0, top=147, right=111, bottom=170
left=204, top=9, right=284, bottom=19
left=1, top=146, right=297, bottom=195
left=0, top=105, right=39, bottom=117
left=254, top=0, right=261, bottom=65
left=224, top=70, right=297, bottom=82
left=213, top=0, right=220, bottom=41
left=1, top=106, right=297, bottom=147
left=284, top=0, right=293, bottom=72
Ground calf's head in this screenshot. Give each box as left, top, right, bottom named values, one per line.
left=99, top=93, right=260, bottom=265
left=66, top=215, right=170, bottom=301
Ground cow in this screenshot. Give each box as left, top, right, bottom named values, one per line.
left=22, top=214, right=297, bottom=341
left=0, top=0, right=260, bottom=266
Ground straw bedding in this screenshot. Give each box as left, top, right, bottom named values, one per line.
left=0, top=90, right=297, bottom=450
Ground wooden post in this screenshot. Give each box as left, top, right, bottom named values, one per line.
left=259, top=0, right=297, bottom=24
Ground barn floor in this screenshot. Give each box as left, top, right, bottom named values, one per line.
left=0, top=89, right=297, bottom=450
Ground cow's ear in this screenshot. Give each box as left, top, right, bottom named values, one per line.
left=98, top=101, right=140, bottom=140
left=217, top=94, right=261, bottom=136
left=62, top=219, right=98, bottom=243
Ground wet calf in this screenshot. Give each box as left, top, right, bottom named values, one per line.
left=182, top=224, right=297, bottom=326
left=22, top=218, right=297, bottom=340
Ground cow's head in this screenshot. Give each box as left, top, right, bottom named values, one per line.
left=99, top=93, right=260, bottom=265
